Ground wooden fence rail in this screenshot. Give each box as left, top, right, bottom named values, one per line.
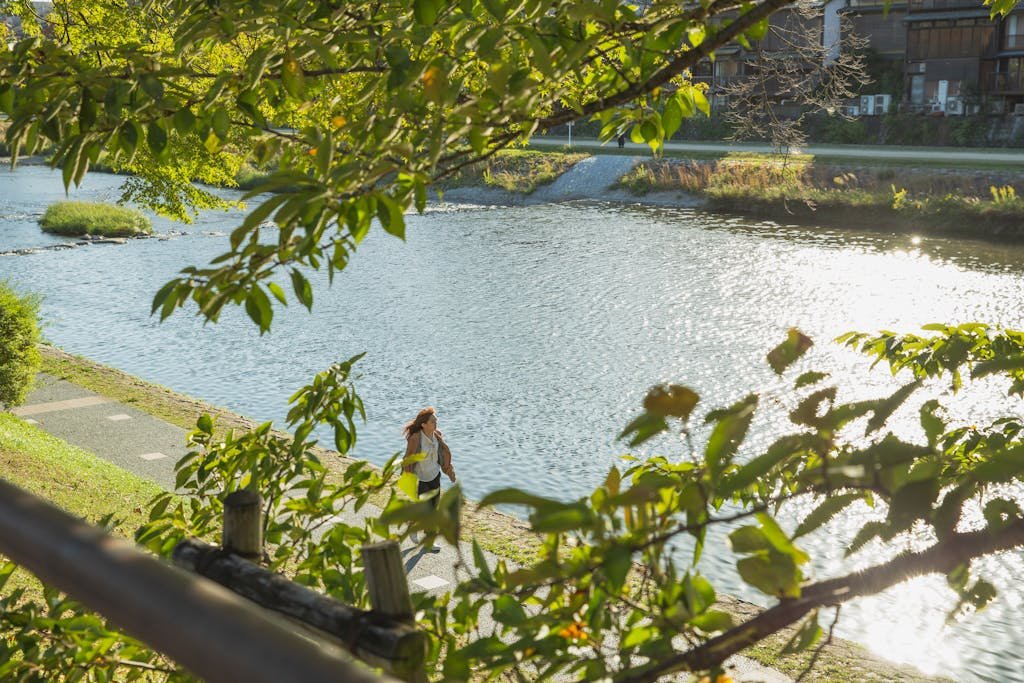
left=0, top=478, right=398, bottom=683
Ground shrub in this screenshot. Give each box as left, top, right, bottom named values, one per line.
left=0, top=282, right=42, bottom=410
left=816, top=116, right=870, bottom=145
left=39, top=201, right=152, bottom=238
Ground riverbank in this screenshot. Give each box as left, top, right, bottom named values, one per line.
left=10, top=147, right=1024, bottom=242
left=613, top=156, right=1024, bottom=239
left=28, top=344, right=948, bottom=682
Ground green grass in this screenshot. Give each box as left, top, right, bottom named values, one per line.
left=439, top=149, right=590, bottom=194
left=39, top=201, right=152, bottom=238
left=0, top=413, right=165, bottom=598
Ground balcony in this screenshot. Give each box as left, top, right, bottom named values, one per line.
left=908, top=0, right=985, bottom=10
left=1004, top=33, right=1024, bottom=50
left=985, top=71, right=1024, bottom=93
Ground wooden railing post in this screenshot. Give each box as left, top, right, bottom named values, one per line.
left=223, top=489, right=262, bottom=560
left=362, top=540, right=426, bottom=682
left=362, top=541, right=413, bottom=621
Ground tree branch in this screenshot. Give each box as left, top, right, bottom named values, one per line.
left=618, top=520, right=1024, bottom=683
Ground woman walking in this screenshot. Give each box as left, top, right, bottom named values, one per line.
left=403, top=407, right=456, bottom=550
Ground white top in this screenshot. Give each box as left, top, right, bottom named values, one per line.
left=412, top=431, right=441, bottom=482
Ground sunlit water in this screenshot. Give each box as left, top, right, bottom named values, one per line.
left=3, top=165, right=1024, bottom=680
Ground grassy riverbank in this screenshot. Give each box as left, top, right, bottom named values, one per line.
left=0, top=413, right=164, bottom=598
left=616, top=156, right=1024, bottom=237
left=437, top=149, right=589, bottom=194
left=33, top=345, right=948, bottom=682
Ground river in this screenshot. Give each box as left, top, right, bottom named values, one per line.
left=3, top=164, right=1024, bottom=681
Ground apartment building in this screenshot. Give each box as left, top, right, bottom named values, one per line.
left=696, top=0, right=1024, bottom=116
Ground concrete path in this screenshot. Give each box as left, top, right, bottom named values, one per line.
left=532, top=135, right=1024, bottom=165
left=15, top=372, right=790, bottom=682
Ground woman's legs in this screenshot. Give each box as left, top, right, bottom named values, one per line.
left=417, top=474, right=442, bottom=508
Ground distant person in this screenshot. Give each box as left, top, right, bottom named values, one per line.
left=403, top=407, right=456, bottom=551
left=617, top=133, right=626, bottom=149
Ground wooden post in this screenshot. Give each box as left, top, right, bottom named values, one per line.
left=362, top=540, right=413, bottom=621
left=362, top=540, right=426, bottom=683
left=223, top=489, right=262, bottom=560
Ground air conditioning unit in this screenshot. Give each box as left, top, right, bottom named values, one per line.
left=945, top=97, right=964, bottom=116
left=874, top=94, right=892, bottom=114
left=966, top=104, right=982, bottom=115
left=841, top=105, right=861, bottom=117
left=1014, top=103, right=1024, bottom=115
left=860, top=94, right=875, bottom=115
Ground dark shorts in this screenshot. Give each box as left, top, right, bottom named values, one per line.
left=418, top=474, right=441, bottom=508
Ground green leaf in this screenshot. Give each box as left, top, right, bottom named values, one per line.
left=781, top=611, right=823, bottom=654
left=919, top=399, right=946, bottom=447
left=725, top=435, right=811, bottom=493
left=767, top=329, right=814, bottom=374
left=795, top=371, right=829, bottom=388
left=973, top=353, right=1024, bottom=379
left=281, top=54, right=305, bottom=98
left=267, top=282, right=287, bottom=306
left=147, top=121, right=167, bottom=157
left=866, top=380, right=922, bottom=434
left=603, top=545, right=632, bottom=592
left=704, top=394, right=757, bottom=478
left=212, top=107, right=230, bottom=141
left=622, top=625, right=655, bottom=649
left=687, top=25, right=706, bottom=47
left=529, top=504, right=593, bottom=533
left=290, top=269, right=313, bottom=310
left=479, top=488, right=564, bottom=509
left=376, top=195, right=406, bottom=239
left=846, top=521, right=887, bottom=555
left=196, top=413, right=214, bottom=434
left=244, top=285, right=273, bottom=333
left=413, top=0, right=441, bottom=24
left=729, top=525, right=770, bottom=553
left=689, top=609, right=734, bottom=634
left=642, top=384, right=699, bottom=420
left=472, top=539, right=494, bottom=585
left=493, top=595, right=527, bottom=625
left=150, top=280, right=178, bottom=316
left=968, top=444, right=1024, bottom=483
left=983, top=498, right=1021, bottom=531
left=619, top=412, right=668, bottom=447
left=745, top=18, right=770, bottom=41
left=139, top=74, right=164, bottom=100
left=662, top=97, right=683, bottom=140
left=0, top=84, right=14, bottom=114
left=736, top=551, right=801, bottom=598
left=794, top=493, right=862, bottom=537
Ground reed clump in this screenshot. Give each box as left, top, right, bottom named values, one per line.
left=39, top=201, right=152, bottom=238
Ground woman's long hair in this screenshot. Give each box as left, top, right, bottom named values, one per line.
left=403, top=407, right=436, bottom=439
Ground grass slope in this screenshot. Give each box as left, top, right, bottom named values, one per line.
left=0, top=413, right=164, bottom=598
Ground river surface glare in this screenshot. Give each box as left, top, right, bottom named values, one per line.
left=3, top=165, right=1024, bottom=681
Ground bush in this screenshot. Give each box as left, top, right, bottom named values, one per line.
left=0, top=282, right=42, bottom=410
left=814, top=115, right=871, bottom=145
left=39, top=201, right=152, bottom=238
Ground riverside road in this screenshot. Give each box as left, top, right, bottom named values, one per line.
left=531, top=135, right=1024, bottom=165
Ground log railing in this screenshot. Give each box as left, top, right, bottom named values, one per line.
left=0, top=478, right=425, bottom=682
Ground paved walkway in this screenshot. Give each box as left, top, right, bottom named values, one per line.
left=15, top=372, right=790, bottom=682
left=531, top=135, right=1024, bottom=164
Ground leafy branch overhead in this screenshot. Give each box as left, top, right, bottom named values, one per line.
left=5, top=0, right=792, bottom=331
